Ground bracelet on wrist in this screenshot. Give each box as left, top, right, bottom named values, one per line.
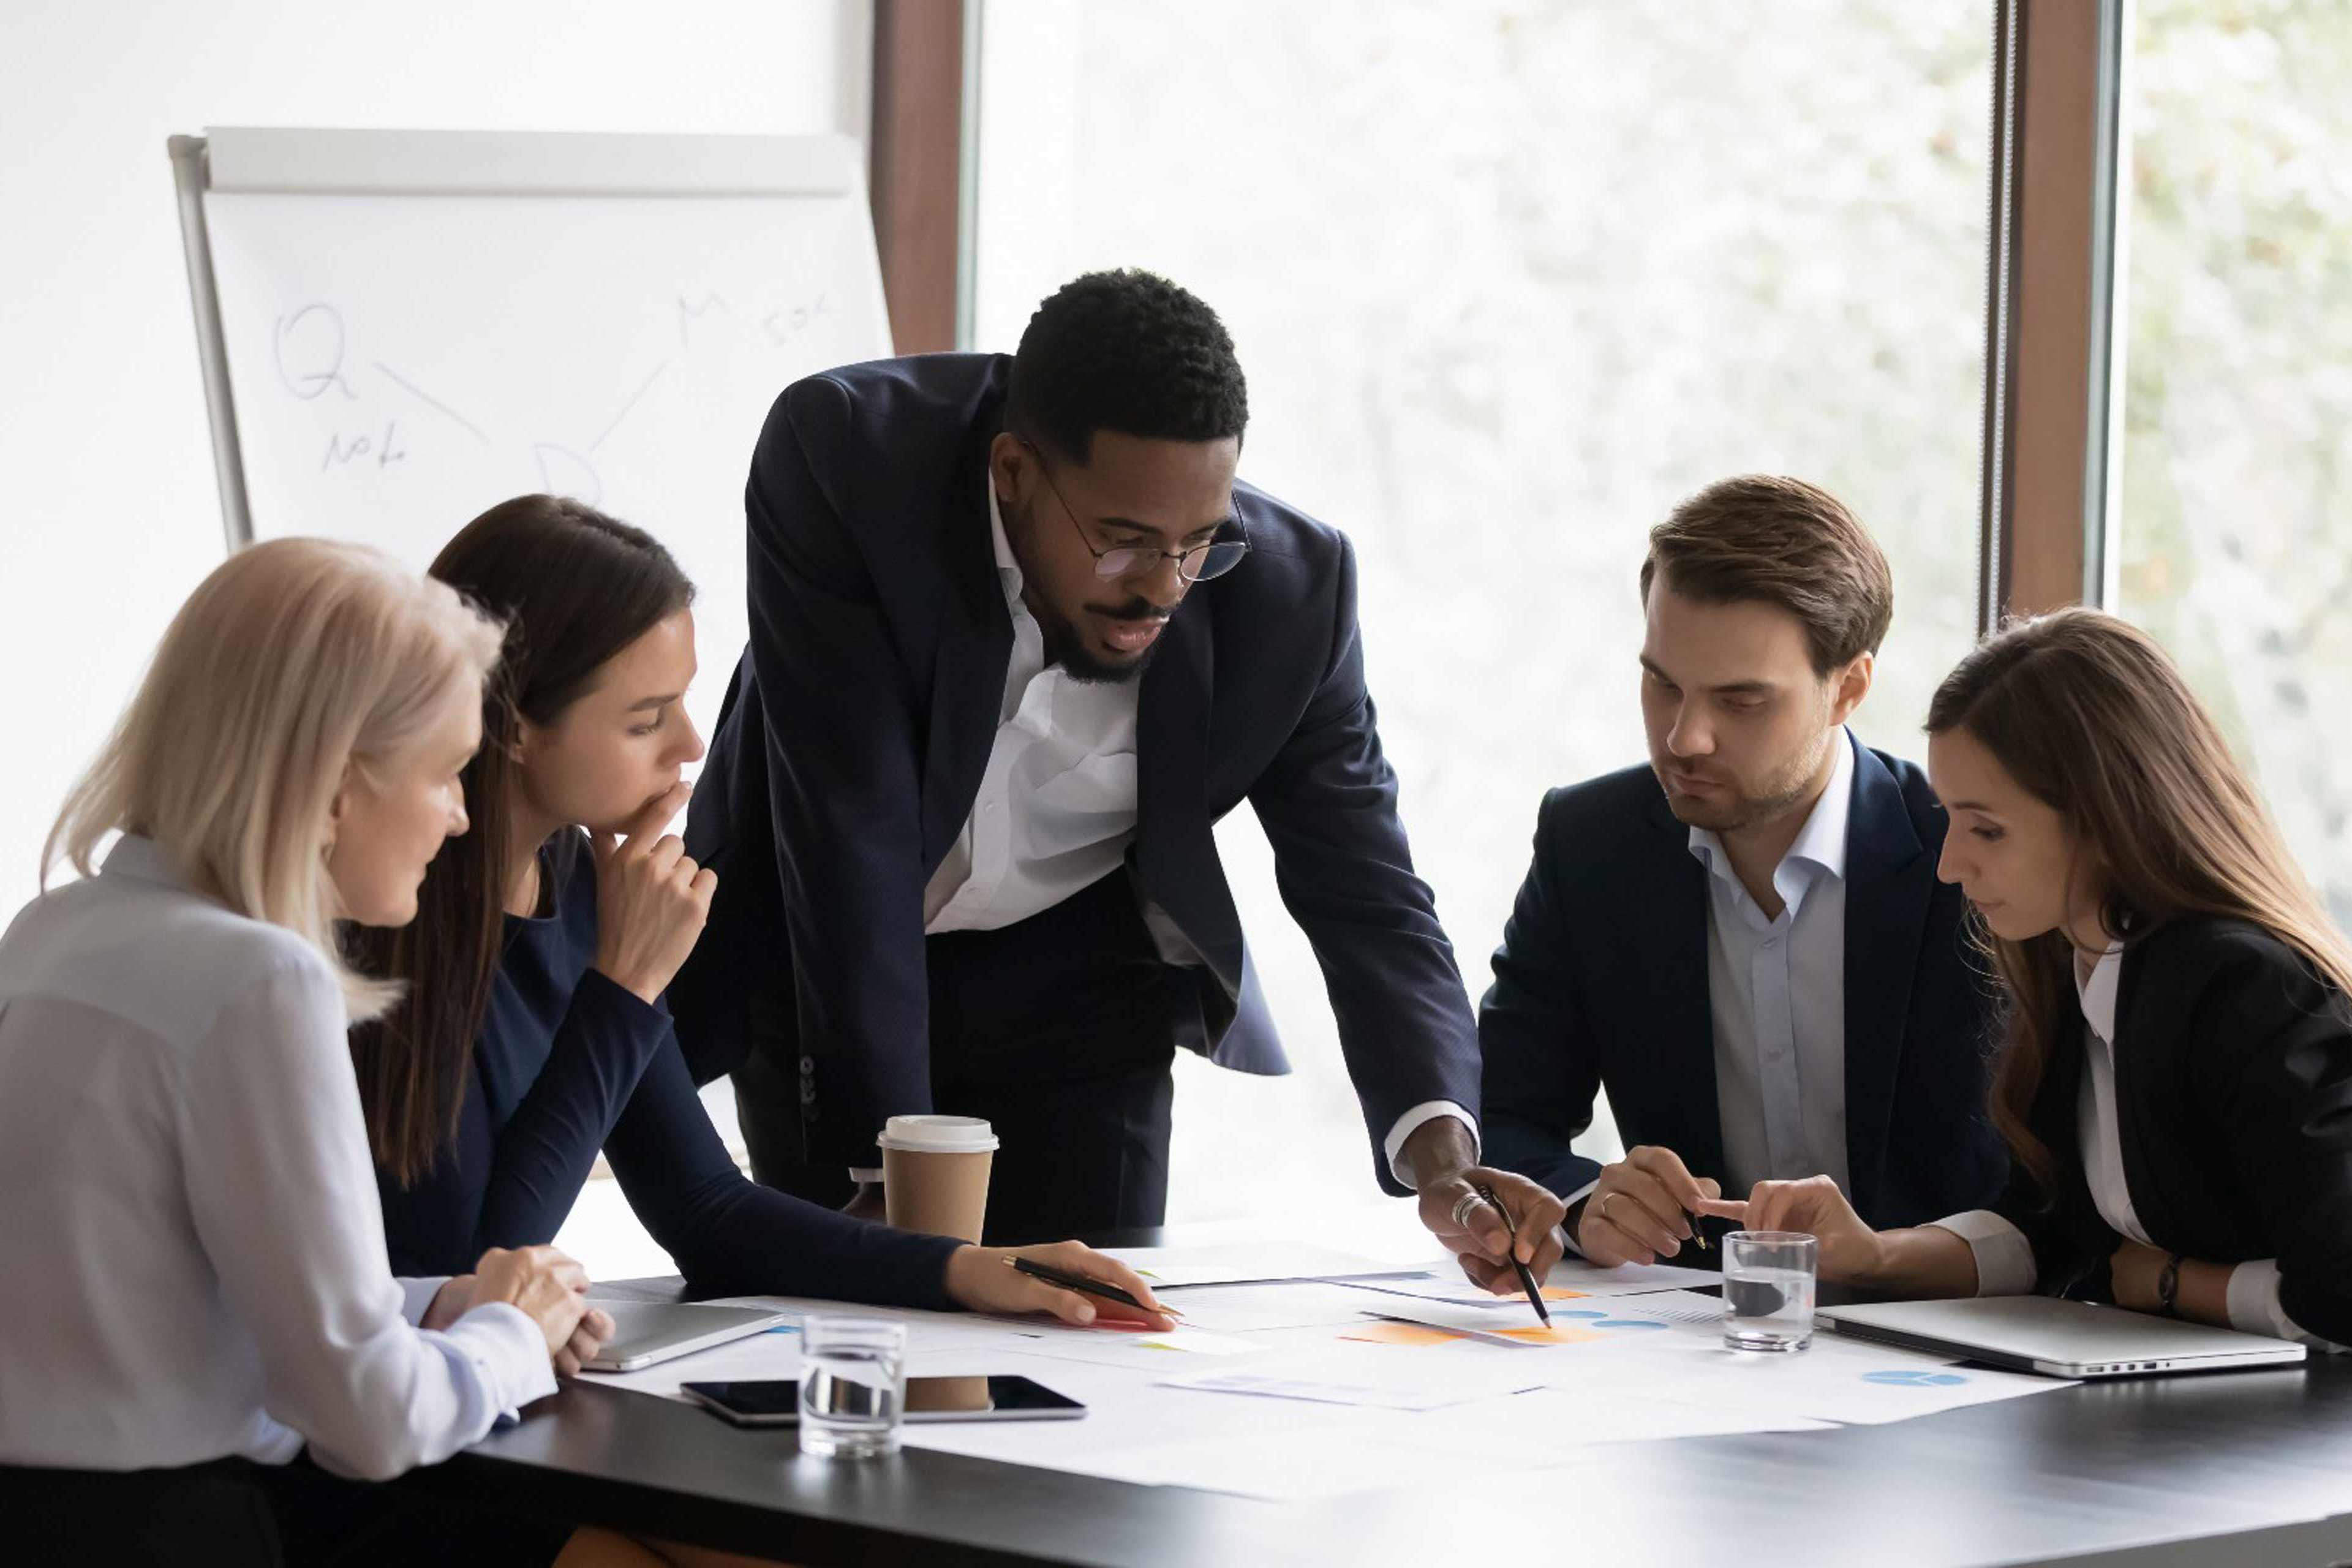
left=2156, top=1251, right=2184, bottom=1316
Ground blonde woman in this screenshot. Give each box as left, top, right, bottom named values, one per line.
left=0, top=539, right=605, bottom=1562
left=1702, top=608, right=2352, bottom=1351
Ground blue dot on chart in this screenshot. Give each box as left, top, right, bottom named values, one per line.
left=1594, top=1319, right=1669, bottom=1330
left=1863, top=1370, right=1969, bottom=1387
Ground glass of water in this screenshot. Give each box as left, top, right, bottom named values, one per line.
left=1722, top=1231, right=1817, bottom=1352
left=799, top=1316, right=908, bottom=1458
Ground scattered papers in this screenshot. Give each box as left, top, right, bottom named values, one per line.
left=1539, top=1257, right=1725, bottom=1294
left=1148, top=1280, right=1398, bottom=1334
left=1339, top=1256, right=1719, bottom=1308
left=1160, top=1370, right=1483, bottom=1412
left=1364, top=1290, right=1724, bottom=1349
left=1129, top=1328, right=1262, bottom=1355
left=1339, top=1321, right=1466, bottom=1347
left=1041, top=1428, right=1562, bottom=1501
left=1157, top=1349, right=1546, bottom=1412
left=1103, top=1242, right=1419, bottom=1289
left=993, top=1323, right=1272, bottom=1371
left=569, top=1232, right=2086, bottom=1504
left=905, top=1354, right=1363, bottom=1468
left=1376, top=1385, right=1837, bottom=1459
left=1631, top=1330, right=2078, bottom=1425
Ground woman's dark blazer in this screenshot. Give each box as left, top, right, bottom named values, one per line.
left=1997, top=914, right=2352, bottom=1345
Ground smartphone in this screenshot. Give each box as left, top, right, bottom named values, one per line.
left=680, top=1375, right=1085, bottom=1427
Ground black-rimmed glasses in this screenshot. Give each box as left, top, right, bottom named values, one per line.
left=1020, top=439, right=1252, bottom=584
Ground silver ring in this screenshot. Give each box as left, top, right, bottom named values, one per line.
left=1597, top=1192, right=1616, bottom=1224
left=1450, top=1191, right=1485, bottom=1230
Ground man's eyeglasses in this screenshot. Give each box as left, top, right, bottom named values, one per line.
left=1020, top=439, right=1251, bottom=584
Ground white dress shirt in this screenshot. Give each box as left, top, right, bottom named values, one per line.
left=862, top=482, right=1472, bottom=1184
left=921, top=481, right=1147, bottom=935
left=1930, top=944, right=2345, bottom=1351
left=0, top=837, right=556, bottom=1479
left=1561, top=732, right=1856, bottom=1250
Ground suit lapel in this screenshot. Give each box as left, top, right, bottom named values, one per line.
left=1641, top=786, right=1727, bottom=1182
left=2108, top=940, right=2184, bottom=1246
left=1134, top=605, right=1243, bottom=969
left=1841, top=741, right=1931, bottom=1218
left=921, top=444, right=1014, bottom=873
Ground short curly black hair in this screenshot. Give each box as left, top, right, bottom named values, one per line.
left=1005, top=270, right=1248, bottom=462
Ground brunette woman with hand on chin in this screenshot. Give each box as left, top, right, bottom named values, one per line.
left=1699, top=609, right=2352, bottom=1351
left=0, top=540, right=607, bottom=1565
left=350, top=496, right=1172, bottom=1339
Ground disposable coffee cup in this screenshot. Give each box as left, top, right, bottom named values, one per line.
left=878, top=1115, right=998, bottom=1243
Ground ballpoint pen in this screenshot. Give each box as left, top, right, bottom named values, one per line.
left=1475, top=1182, right=1552, bottom=1327
left=1004, top=1256, right=1184, bottom=1319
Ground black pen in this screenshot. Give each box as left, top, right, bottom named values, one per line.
left=1476, top=1182, right=1553, bottom=1327
left=1004, top=1256, right=1183, bottom=1319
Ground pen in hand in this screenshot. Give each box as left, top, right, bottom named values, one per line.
left=1475, top=1182, right=1553, bottom=1327
left=1003, top=1256, right=1184, bottom=1321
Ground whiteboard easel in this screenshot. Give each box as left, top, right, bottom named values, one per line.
left=167, top=126, right=895, bottom=760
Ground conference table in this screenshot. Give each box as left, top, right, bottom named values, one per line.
left=399, top=1230, right=2352, bottom=1567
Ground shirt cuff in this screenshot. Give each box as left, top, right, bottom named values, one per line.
left=1553, top=1178, right=1604, bottom=1257
left=1384, top=1102, right=1478, bottom=1187
left=440, top=1301, right=560, bottom=1413
left=848, top=1167, right=885, bottom=1185
left=2225, top=1258, right=2348, bottom=1351
left=1926, top=1210, right=2037, bottom=1296
left=398, top=1276, right=453, bottom=1327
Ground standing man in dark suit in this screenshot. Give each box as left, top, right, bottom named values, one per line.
left=1474, top=476, right=2005, bottom=1284
left=673, top=270, right=1559, bottom=1268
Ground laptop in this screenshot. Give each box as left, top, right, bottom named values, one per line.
left=577, top=1301, right=795, bottom=1373
left=1820, top=1295, right=2307, bottom=1378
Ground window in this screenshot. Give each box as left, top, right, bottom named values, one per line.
left=975, top=0, right=1994, bottom=1219
left=2116, top=0, right=2352, bottom=927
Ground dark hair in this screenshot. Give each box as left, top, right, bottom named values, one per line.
left=1925, top=606, right=2352, bottom=1199
left=345, top=494, right=694, bottom=1184
left=1005, top=269, right=1249, bottom=462
left=1637, top=475, right=1893, bottom=676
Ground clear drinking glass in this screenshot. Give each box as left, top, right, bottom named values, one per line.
left=1722, top=1231, right=1818, bottom=1352
left=798, top=1316, right=908, bottom=1458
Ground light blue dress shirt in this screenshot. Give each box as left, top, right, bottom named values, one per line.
left=1689, top=729, right=1856, bottom=1200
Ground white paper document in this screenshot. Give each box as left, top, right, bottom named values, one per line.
left=1635, top=1333, right=2077, bottom=1425
left=998, top=1325, right=1272, bottom=1370
left=1362, top=1289, right=1727, bottom=1349
left=1148, top=1280, right=1398, bottom=1334
left=1338, top=1257, right=1721, bottom=1308
left=1374, top=1385, right=1837, bottom=1458
left=1154, top=1341, right=1550, bottom=1409
left=1050, top=1428, right=1565, bottom=1501
left=903, top=1355, right=1364, bottom=1468
left=1102, top=1242, right=1420, bottom=1289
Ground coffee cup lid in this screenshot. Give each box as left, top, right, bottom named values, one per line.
left=878, top=1114, right=1000, bottom=1153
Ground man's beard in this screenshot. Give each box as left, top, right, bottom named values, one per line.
left=1036, top=595, right=1167, bottom=684
left=1660, top=728, right=1835, bottom=834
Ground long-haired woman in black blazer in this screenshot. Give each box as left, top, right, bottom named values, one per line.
left=1702, top=607, right=2352, bottom=1349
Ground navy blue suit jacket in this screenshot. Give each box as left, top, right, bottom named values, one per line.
left=673, top=353, right=1479, bottom=1185
left=1481, top=738, right=2007, bottom=1229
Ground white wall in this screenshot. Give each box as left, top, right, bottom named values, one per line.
left=0, top=0, right=867, bottom=907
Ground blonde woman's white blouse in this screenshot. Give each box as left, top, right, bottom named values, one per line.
left=0, top=836, right=555, bottom=1479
